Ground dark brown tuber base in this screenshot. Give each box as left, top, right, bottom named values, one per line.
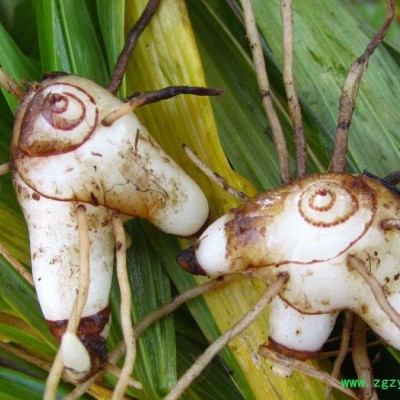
left=176, top=245, right=207, bottom=275
left=46, top=306, right=110, bottom=379
left=267, top=337, right=320, bottom=361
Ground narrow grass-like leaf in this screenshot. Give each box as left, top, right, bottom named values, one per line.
left=245, top=0, right=400, bottom=176
left=176, top=334, right=243, bottom=400
left=0, top=23, right=40, bottom=110
left=0, top=322, right=52, bottom=359
left=349, top=0, right=400, bottom=44
left=35, top=0, right=109, bottom=84
left=0, top=91, right=29, bottom=263
left=0, top=255, right=56, bottom=351
left=125, top=220, right=176, bottom=399
left=187, top=0, right=281, bottom=191
left=0, top=367, right=66, bottom=400
left=96, top=0, right=125, bottom=95
left=0, top=353, right=93, bottom=400
left=187, top=0, right=330, bottom=189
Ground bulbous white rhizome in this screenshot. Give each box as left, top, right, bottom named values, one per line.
left=191, top=173, right=400, bottom=365
left=12, top=74, right=210, bottom=379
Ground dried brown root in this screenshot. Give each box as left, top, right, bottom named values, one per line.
left=239, top=0, right=291, bottom=184
left=183, top=145, right=249, bottom=200
left=280, top=0, right=307, bottom=179
left=102, top=86, right=222, bottom=127
left=352, top=317, right=378, bottom=400
left=107, top=0, right=161, bottom=93
left=325, top=311, right=354, bottom=400
left=318, top=339, right=384, bottom=360
left=0, top=242, right=33, bottom=285
left=347, top=255, right=400, bottom=330
left=382, top=169, right=400, bottom=186
left=63, top=273, right=248, bottom=400
left=164, top=273, right=289, bottom=400
left=111, top=212, right=136, bottom=400
left=0, top=67, right=26, bottom=100
left=330, top=0, right=395, bottom=173
left=44, top=205, right=91, bottom=400
left=258, top=345, right=358, bottom=399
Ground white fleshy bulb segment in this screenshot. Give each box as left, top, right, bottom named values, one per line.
left=268, top=296, right=338, bottom=356
left=61, top=333, right=91, bottom=382
left=14, top=174, right=114, bottom=322
left=12, top=74, right=209, bottom=237
left=179, top=173, right=400, bottom=363
left=195, top=214, right=232, bottom=275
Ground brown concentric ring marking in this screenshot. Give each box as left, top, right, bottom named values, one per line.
left=42, top=92, right=86, bottom=131
left=298, top=181, right=358, bottom=227
left=308, top=188, right=336, bottom=211
left=17, top=82, right=98, bottom=157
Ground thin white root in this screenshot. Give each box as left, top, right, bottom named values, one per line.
left=239, top=0, right=291, bottom=184
left=258, top=346, right=358, bottom=400
left=352, top=317, right=378, bottom=400
left=319, top=339, right=383, bottom=360
left=0, top=67, right=26, bottom=100
left=0, top=242, right=33, bottom=285
left=134, top=273, right=246, bottom=337
left=103, top=363, right=142, bottom=390
left=62, top=374, right=98, bottom=400
left=111, top=212, right=136, bottom=400
left=325, top=311, right=354, bottom=400
left=164, top=273, right=289, bottom=400
left=44, top=205, right=91, bottom=400
left=0, top=163, right=10, bottom=176
left=347, top=255, right=400, bottom=329
left=101, top=97, right=146, bottom=126
left=183, top=145, right=249, bottom=200
left=44, top=351, right=64, bottom=400
left=64, top=274, right=246, bottom=400
left=280, top=0, right=306, bottom=178
left=70, top=205, right=91, bottom=329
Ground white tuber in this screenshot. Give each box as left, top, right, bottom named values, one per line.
left=11, top=73, right=209, bottom=380
left=178, top=173, right=400, bottom=361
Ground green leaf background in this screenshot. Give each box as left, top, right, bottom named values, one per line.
left=1, top=0, right=400, bottom=399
